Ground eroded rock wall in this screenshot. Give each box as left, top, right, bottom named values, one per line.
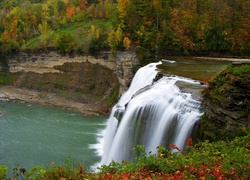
left=5, top=51, right=120, bottom=115
left=8, top=51, right=117, bottom=73
left=201, top=63, right=250, bottom=140
left=4, top=51, right=141, bottom=114
left=116, top=51, right=140, bottom=96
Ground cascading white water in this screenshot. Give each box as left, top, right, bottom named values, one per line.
left=97, top=62, right=203, bottom=165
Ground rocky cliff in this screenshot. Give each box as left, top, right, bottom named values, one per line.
left=201, top=63, right=250, bottom=140
left=2, top=51, right=118, bottom=114
left=2, top=51, right=140, bottom=115
left=116, top=51, right=140, bottom=96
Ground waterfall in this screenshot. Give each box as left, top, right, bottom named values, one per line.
left=98, top=62, right=203, bottom=165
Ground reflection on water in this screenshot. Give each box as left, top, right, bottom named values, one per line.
left=0, top=102, right=106, bottom=177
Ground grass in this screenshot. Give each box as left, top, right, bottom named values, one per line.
left=203, top=64, right=250, bottom=103
left=24, top=19, right=112, bottom=51
left=229, top=64, right=250, bottom=76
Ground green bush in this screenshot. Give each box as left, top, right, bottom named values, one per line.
left=56, top=33, right=75, bottom=54
left=88, top=39, right=102, bottom=55
left=0, top=165, right=8, bottom=180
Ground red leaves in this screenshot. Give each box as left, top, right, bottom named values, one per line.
left=104, top=173, right=112, bottom=179
left=186, top=138, right=193, bottom=146
left=123, top=173, right=130, bottom=179
left=203, top=77, right=211, bottom=84
left=173, top=170, right=184, bottom=179
left=58, top=166, right=63, bottom=173
left=169, top=144, right=181, bottom=152
left=169, top=138, right=193, bottom=152
left=212, top=168, right=223, bottom=177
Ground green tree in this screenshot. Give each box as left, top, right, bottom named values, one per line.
left=56, top=33, right=75, bottom=53
left=205, top=21, right=232, bottom=53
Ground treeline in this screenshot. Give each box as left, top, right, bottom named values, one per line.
left=110, top=0, right=250, bottom=58
left=0, top=0, right=115, bottom=54
left=0, top=0, right=250, bottom=58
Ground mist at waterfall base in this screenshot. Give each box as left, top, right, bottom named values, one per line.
left=92, top=61, right=205, bottom=166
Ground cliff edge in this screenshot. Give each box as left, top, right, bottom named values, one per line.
left=201, top=62, right=250, bottom=140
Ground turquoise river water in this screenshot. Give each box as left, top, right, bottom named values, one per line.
left=0, top=102, right=106, bottom=177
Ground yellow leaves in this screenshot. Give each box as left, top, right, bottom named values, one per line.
left=59, top=178, right=66, bottom=180
left=9, top=6, right=21, bottom=16
left=108, top=25, right=123, bottom=52
left=115, top=26, right=123, bottom=42
left=90, top=25, right=100, bottom=39
left=62, top=0, right=70, bottom=5
left=151, top=0, right=162, bottom=11
left=200, top=176, right=206, bottom=180
left=117, top=0, right=129, bottom=18
left=123, top=37, right=131, bottom=50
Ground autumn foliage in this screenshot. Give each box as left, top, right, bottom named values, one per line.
left=8, top=131, right=250, bottom=179
left=0, top=0, right=249, bottom=56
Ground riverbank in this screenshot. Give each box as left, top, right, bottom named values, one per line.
left=0, top=86, right=109, bottom=116
left=196, top=57, right=250, bottom=62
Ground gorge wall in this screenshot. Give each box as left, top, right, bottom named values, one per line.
left=116, top=51, right=140, bottom=96
left=201, top=63, right=250, bottom=140
left=8, top=51, right=117, bottom=73
left=4, top=51, right=140, bottom=115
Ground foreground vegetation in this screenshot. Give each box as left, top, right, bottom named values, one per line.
left=1, top=130, right=249, bottom=179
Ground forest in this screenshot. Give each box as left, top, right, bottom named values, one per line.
left=0, top=0, right=250, bottom=58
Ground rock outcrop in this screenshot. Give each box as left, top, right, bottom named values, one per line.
left=4, top=51, right=121, bottom=115
left=116, top=51, right=140, bottom=96
left=8, top=51, right=117, bottom=73
left=2, top=51, right=141, bottom=115
left=201, top=63, right=250, bottom=140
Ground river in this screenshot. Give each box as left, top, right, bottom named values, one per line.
left=0, top=102, right=106, bottom=177
left=0, top=57, right=231, bottom=178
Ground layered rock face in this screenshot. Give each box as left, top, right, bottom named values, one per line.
left=116, top=51, right=140, bottom=96
left=5, top=51, right=120, bottom=115
left=8, top=51, right=117, bottom=73
left=201, top=63, right=250, bottom=140
left=4, top=51, right=141, bottom=114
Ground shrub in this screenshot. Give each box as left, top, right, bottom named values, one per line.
left=88, top=39, right=102, bottom=55
left=0, top=165, right=8, bottom=180
left=56, top=33, right=75, bottom=54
